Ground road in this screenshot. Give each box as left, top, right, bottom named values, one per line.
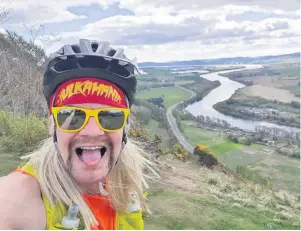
left=166, top=85, right=196, bottom=154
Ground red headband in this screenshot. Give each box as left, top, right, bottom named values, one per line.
left=49, top=78, right=127, bottom=114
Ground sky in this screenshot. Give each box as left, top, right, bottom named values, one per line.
left=0, top=0, right=300, bottom=62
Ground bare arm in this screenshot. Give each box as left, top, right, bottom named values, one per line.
left=0, top=173, right=46, bottom=229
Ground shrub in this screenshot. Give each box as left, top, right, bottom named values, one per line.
left=226, top=133, right=239, bottom=143
left=238, top=136, right=253, bottom=145
left=0, top=111, right=12, bottom=136
left=208, top=178, right=218, bottom=186
left=221, top=184, right=232, bottom=193
left=131, top=106, right=152, bottom=125
left=0, top=111, right=48, bottom=153
left=171, top=143, right=188, bottom=162
left=128, top=124, right=151, bottom=142
left=276, top=146, right=300, bottom=158
left=193, top=145, right=218, bottom=169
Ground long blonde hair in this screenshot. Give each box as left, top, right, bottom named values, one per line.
left=21, top=118, right=159, bottom=228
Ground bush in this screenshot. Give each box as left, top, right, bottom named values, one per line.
left=193, top=145, right=218, bottom=169
left=221, top=184, right=232, bottom=193
left=0, top=111, right=48, bottom=153
left=128, top=124, right=151, bottom=142
left=208, top=178, right=218, bottom=186
left=238, top=136, right=253, bottom=145
left=276, top=146, right=300, bottom=158
left=0, top=111, right=12, bottom=136
left=131, top=106, right=152, bottom=125
left=290, top=101, right=300, bottom=109
left=171, top=143, right=188, bottom=162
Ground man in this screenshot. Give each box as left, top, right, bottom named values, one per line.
left=0, top=39, right=157, bottom=230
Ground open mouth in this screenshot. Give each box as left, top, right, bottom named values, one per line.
left=75, top=146, right=107, bottom=163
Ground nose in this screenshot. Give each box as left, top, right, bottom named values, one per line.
left=78, top=116, right=105, bottom=136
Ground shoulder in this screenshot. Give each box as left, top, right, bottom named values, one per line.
left=0, top=172, right=46, bottom=229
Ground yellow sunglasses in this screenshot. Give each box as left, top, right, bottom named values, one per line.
left=52, top=106, right=130, bottom=133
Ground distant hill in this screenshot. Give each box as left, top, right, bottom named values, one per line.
left=138, top=52, right=300, bottom=68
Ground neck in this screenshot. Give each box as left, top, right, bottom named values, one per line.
left=80, top=180, right=106, bottom=195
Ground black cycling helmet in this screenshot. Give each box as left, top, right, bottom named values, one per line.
left=43, top=39, right=139, bottom=108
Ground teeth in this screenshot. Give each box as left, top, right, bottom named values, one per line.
left=81, top=146, right=103, bottom=150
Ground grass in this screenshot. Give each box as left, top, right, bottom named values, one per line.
left=144, top=188, right=300, bottom=230
left=181, top=120, right=225, bottom=147
left=180, top=121, right=300, bottom=193
left=281, top=85, right=300, bottom=97
left=174, top=80, right=196, bottom=85
left=137, top=86, right=191, bottom=108
left=209, top=141, right=241, bottom=156
left=147, top=119, right=173, bottom=148
left=218, top=145, right=300, bottom=193
left=0, top=148, right=21, bottom=176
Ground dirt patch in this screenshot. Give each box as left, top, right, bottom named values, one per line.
left=153, top=155, right=201, bottom=193
left=243, top=76, right=299, bottom=88
left=242, top=85, right=299, bottom=103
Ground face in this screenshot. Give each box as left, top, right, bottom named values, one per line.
left=55, top=103, right=124, bottom=186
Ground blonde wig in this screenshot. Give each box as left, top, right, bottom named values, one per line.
left=21, top=117, right=159, bottom=228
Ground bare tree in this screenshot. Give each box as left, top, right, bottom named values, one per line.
left=0, top=33, right=48, bottom=116
left=0, top=0, right=12, bottom=25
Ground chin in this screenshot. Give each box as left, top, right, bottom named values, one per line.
left=71, top=153, right=111, bottom=185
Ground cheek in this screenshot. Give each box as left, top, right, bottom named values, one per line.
left=56, top=129, right=75, bottom=161
left=109, top=131, right=123, bottom=154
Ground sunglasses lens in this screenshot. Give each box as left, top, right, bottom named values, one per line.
left=57, top=108, right=86, bottom=131
left=98, top=109, right=126, bottom=131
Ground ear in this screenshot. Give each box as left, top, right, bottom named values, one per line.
left=122, top=117, right=131, bottom=146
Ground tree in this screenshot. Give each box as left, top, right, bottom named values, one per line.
left=0, top=1, right=12, bottom=25
left=0, top=33, right=47, bottom=116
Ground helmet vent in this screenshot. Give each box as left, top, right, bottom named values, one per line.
left=107, top=49, right=116, bottom=57
left=71, top=45, right=81, bottom=53
left=91, top=43, right=98, bottom=52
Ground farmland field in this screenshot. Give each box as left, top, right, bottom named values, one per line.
left=241, top=85, right=299, bottom=103
left=137, top=86, right=191, bottom=108
left=180, top=120, right=300, bottom=193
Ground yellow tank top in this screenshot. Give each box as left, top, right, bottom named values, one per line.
left=14, top=163, right=144, bottom=230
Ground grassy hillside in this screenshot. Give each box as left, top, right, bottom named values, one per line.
left=146, top=119, right=173, bottom=148
left=144, top=156, right=300, bottom=230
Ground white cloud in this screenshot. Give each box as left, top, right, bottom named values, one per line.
left=119, top=0, right=299, bottom=14
left=0, top=0, right=116, bottom=26
left=2, top=0, right=300, bottom=62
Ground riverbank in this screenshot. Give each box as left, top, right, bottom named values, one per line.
left=213, top=87, right=300, bottom=128
left=185, top=65, right=299, bottom=132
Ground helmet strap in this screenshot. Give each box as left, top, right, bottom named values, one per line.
left=122, top=130, right=127, bottom=147
left=53, top=126, right=58, bottom=143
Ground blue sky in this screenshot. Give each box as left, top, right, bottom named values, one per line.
left=0, top=0, right=300, bottom=62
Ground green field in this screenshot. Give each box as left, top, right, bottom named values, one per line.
left=137, top=86, right=191, bottom=108
left=181, top=120, right=225, bottom=147
left=174, top=80, right=196, bottom=85
left=180, top=120, right=300, bottom=193
left=210, top=141, right=241, bottom=156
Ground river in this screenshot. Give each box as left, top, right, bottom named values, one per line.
left=185, top=65, right=299, bottom=133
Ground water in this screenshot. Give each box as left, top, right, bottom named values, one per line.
left=185, top=65, right=300, bottom=133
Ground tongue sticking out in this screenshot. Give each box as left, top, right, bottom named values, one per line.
left=81, top=149, right=102, bottom=166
